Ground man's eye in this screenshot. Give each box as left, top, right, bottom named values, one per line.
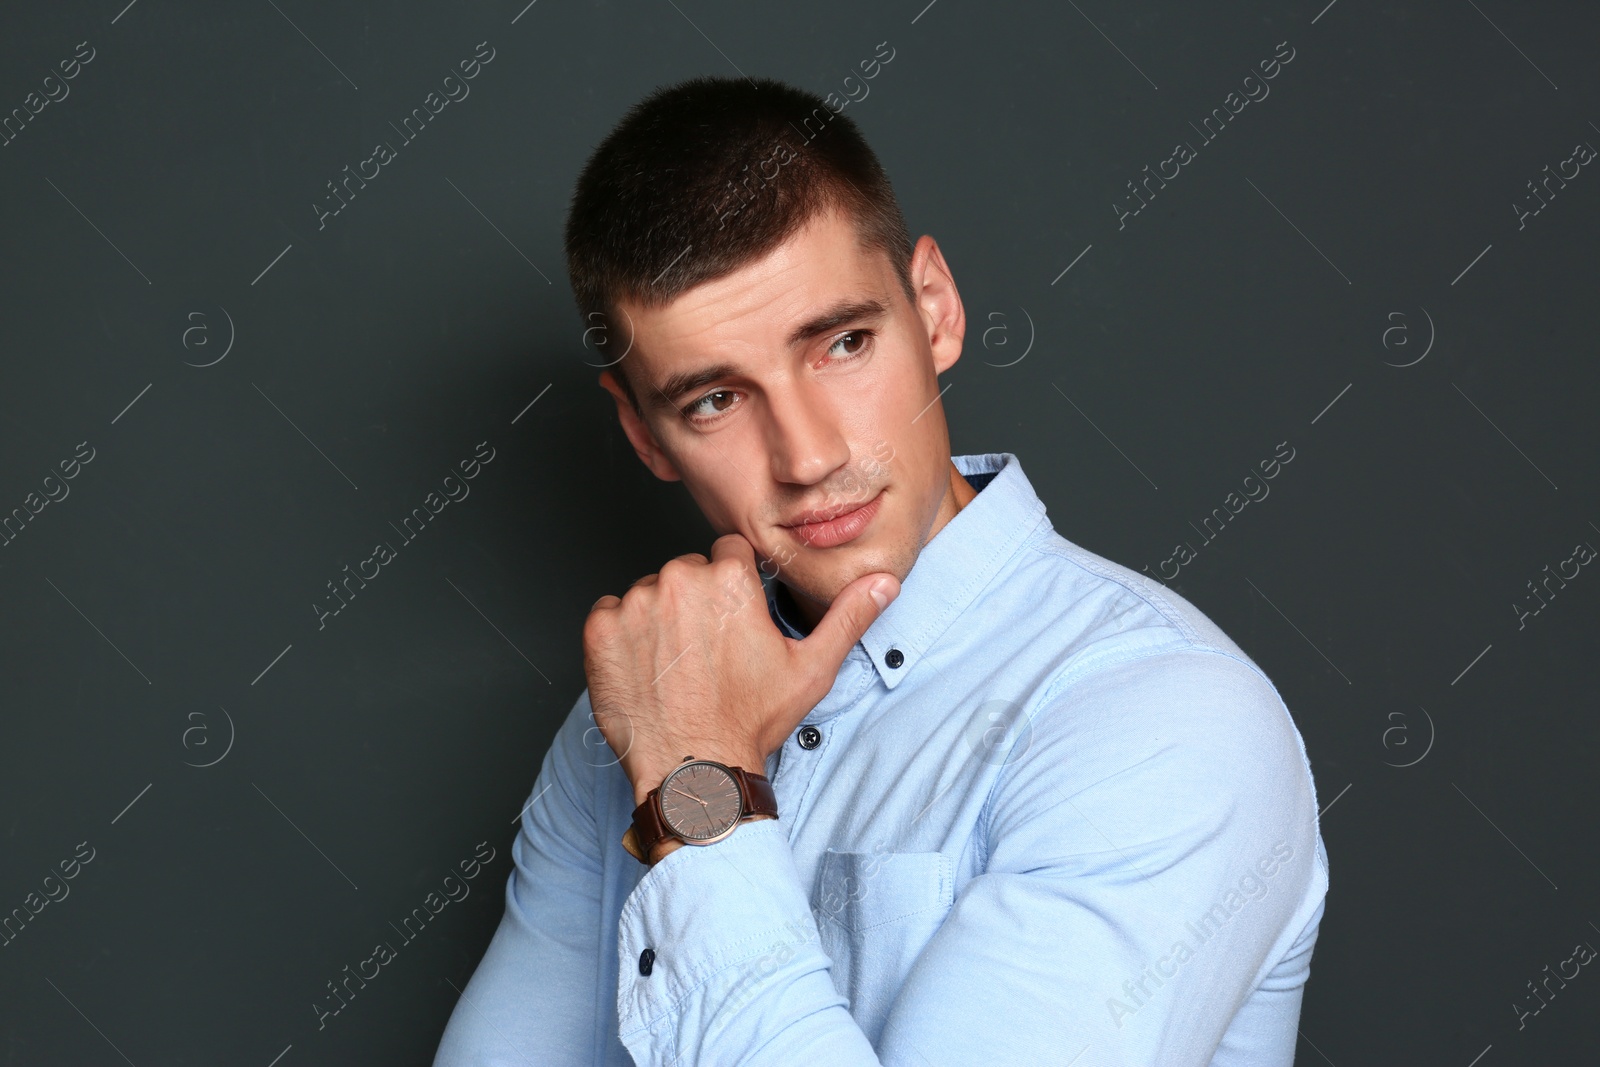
left=826, top=330, right=874, bottom=360
left=682, top=390, right=739, bottom=421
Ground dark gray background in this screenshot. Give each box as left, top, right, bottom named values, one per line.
left=2, top=0, right=1596, bottom=1063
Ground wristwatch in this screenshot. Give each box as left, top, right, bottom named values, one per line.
left=622, top=757, right=779, bottom=864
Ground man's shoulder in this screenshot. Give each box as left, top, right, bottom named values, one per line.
left=1005, top=523, right=1270, bottom=690
left=996, top=527, right=1319, bottom=822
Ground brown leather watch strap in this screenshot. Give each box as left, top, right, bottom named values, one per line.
left=624, top=792, right=670, bottom=864
left=622, top=764, right=778, bottom=864
left=735, top=766, right=779, bottom=820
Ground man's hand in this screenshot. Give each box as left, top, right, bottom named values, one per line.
left=583, top=533, right=899, bottom=809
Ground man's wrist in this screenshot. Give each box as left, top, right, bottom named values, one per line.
left=631, top=752, right=767, bottom=809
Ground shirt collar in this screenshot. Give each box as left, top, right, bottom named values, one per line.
left=762, top=451, right=1049, bottom=690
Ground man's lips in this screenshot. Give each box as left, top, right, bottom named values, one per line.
left=780, top=489, right=884, bottom=548
left=781, top=493, right=877, bottom=528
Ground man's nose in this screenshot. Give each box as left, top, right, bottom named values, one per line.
left=764, top=377, right=849, bottom=486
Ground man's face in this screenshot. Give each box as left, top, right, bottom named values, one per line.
left=601, top=205, right=969, bottom=626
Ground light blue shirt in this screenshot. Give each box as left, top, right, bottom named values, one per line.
left=432, top=450, right=1330, bottom=1066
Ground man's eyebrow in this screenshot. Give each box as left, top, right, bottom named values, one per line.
left=784, top=297, right=888, bottom=349
left=646, top=362, right=742, bottom=411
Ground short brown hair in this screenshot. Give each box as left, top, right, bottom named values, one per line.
left=563, top=75, right=916, bottom=417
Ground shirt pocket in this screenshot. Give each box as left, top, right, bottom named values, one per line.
left=815, top=848, right=954, bottom=933
left=812, top=849, right=955, bottom=1044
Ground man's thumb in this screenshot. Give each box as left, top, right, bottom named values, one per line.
left=805, top=571, right=900, bottom=665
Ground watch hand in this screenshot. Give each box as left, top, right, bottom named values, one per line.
left=668, top=786, right=705, bottom=805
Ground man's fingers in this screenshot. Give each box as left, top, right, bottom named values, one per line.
left=707, top=533, right=757, bottom=568
left=802, top=571, right=899, bottom=672
left=621, top=553, right=708, bottom=596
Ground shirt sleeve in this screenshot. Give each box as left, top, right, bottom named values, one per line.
left=615, top=817, right=878, bottom=1064
left=615, top=648, right=1328, bottom=1066
left=878, top=648, right=1328, bottom=1065
left=432, top=692, right=608, bottom=1066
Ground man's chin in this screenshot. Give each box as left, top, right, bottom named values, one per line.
left=790, top=552, right=902, bottom=604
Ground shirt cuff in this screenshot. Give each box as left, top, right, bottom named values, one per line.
left=614, top=817, right=837, bottom=1055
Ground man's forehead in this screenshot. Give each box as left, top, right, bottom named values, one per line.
left=629, top=228, right=888, bottom=326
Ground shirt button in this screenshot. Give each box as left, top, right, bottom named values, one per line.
left=639, top=948, right=655, bottom=976
left=885, top=647, right=904, bottom=668
left=797, top=725, right=822, bottom=750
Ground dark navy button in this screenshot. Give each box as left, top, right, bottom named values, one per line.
left=797, top=725, right=822, bottom=750
left=885, top=647, right=904, bottom=668
left=639, top=948, right=655, bottom=976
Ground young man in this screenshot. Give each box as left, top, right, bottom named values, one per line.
left=432, top=76, right=1328, bottom=1066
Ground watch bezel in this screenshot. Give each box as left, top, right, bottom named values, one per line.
left=656, top=760, right=744, bottom=845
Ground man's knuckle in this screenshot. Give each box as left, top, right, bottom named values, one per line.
left=582, top=613, right=611, bottom=647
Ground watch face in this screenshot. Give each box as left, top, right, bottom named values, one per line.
left=659, top=762, right=743, bottom=842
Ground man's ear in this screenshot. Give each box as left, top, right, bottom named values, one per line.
left=599, top=369, right=682, bottom=482
left=909, top=235, right=966, bottom=376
